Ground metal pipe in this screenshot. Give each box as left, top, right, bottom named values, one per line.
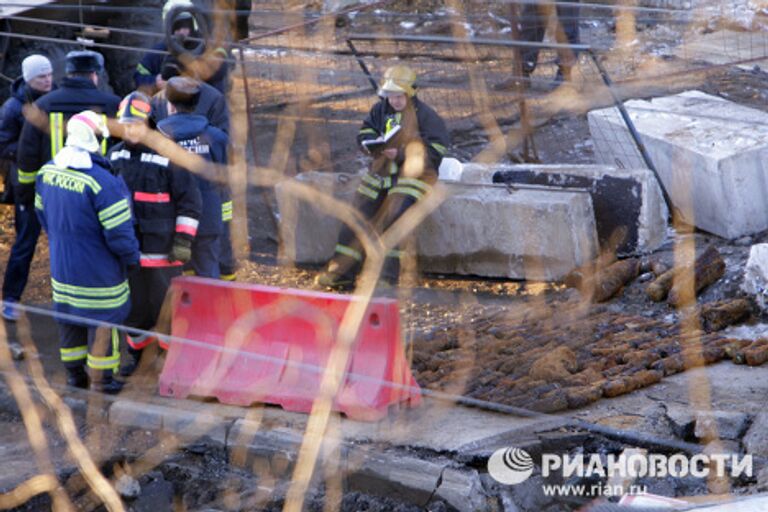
left=347, top=33, right=594, bottom=52
left=587, top=49, right=674, bottom=214
left=346, top=39, right=379, bottom=93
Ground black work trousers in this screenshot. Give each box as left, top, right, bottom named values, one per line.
left=329, top=169, right=434, bottom=285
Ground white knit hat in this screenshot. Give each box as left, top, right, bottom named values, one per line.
left=65, top=111, right=110, bottom=153
left=22, top=54, right=52, bottom=83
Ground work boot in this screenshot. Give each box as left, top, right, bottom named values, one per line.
left=65, top=367, right=88, bottom=389
left=314, top=271, right=355, bottom=291
left=90, top=377, right=124, bottom=395
left=119, top=348, right=142, bottom=377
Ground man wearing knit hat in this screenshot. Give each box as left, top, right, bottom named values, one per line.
left=0, top=54, right=54, bottom=321
left=35, top=110, right=140, bottom=393
left=10, top=50, right=119, bottom=323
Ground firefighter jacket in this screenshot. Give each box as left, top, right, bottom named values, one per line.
left=356, top=95, right=450, bottom=177
left=156, top=113, right=228, bottom=236
left=150, top=80, right=229, bottom=134
left=134, top=41, right=167, bottom=90
left=16, top=77, right=120, bottom=204
left=134, top=41, right=230, bottom=94
left=0, top=78, right=56, bottom=192
left=109, top=141, right=203, bottom=268
left=0, top=77, right=54, bottom=163
left=34, top=147, right=140, bottom=324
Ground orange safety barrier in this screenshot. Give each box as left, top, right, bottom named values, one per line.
left=158, top=276, right=421, bottom=421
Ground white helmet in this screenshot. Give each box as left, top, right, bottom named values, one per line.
left=65, top=111, right=110, bottom=153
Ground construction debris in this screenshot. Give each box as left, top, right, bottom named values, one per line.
left=590, top=91, right=768, bottom=239
left=646, top=246, right=725, bottom=304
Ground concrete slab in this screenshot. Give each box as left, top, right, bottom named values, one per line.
left=675, top=29, right=768, bottom=71
left=417, top=182, right=599, bottom=280
left=109, top=400, right=229, bottom=444
left=461, top=163, right=668, bottom=255
left=742, top=243, right=768, bottom=311
left=275, top=171, right=362, bottom=265
left=277, top=173, right=599, bottom=280
left=588, top=90, right=768, bottom=239
left=339, top=401, right=550, bottom=452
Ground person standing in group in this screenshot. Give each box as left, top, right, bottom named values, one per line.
left=0, top=54, right=54, bottom=320
left=13, top=50, right=120, bottom=322
left=156, top=77, right=228, bottom=278
left=315, top=65, right=450, bottom=291
left=108, top=92, right=202, bottom=375
left=149, top=55, right=236, bottom=282
left=135, top=0, right=230, bottom=96
left=35, top=111, right=139, bottom=394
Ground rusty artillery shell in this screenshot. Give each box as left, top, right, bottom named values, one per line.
left=700, top=298, right=753, bottom=332
left=646, top=268, right=676, bottom=302
left=603, top=378, right=634, bottom=397
left=745, top=344, right=768, bottom=366
left=566, top=385, right=604, bottom=408
left=650, top=355, right=685, bottom=376
left=592, top=258, right=641, bottom=303
left=668, top=246, right=726, bottom=307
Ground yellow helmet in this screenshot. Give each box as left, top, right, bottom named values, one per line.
left=379, top=65, right=417, bottom=97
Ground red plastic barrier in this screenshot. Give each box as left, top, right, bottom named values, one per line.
left=158, top=277, right=421, bottom=421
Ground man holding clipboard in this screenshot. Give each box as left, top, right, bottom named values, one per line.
left=316, top=65, right=450, bottom=291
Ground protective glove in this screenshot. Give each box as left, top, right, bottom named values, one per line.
left=170, top=235, right=193, bottom=263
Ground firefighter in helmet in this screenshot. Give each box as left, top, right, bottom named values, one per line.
left=108, top=92, right=202, bottom=375
left=35, top=111, right=139, bottom=394
left=315, top=65, right=450, bottom=290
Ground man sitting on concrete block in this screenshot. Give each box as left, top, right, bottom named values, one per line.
left=315, top=65, right=450, bottom=290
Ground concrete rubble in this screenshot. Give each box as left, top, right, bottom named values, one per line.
left=275, top=171, right=600, bottom=280
left=742, top=243, right=768, bottom=311
left=743, top=413, right=768, bottom=459
left=417, top=182, right=599, bottom=280
left=588, top=90, right=768, bottom=239
left=459, top=163, right=668, bottom=255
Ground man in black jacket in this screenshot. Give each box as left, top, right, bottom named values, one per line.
left=8, top=50, right=120, bottom=321
left=316, top=65, right=450, bottom=290
left=0, top=54, right=53, bottom=321
left=17, top=50, right=120, bottom=199
left=150, top=55, right=229, bottom=134
left=157, top=77, right=229, bottom=279
left=150, top=56, right=235, bottom=281
left=109, top=91, right=202, bottom=375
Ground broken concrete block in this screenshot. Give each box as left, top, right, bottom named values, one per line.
left=743, top=413, right=768, bottom=458
left=346, top=451, right=449, bottom=506
left=664, top=405, right=695, bottom=439
left=275, top=171, right=361, bottom=265
left=417, top=183, right=599, bottom=280
left=438, top=157, right=463, bottom=181
left=702, top=440, right=741, bottom=458
left=277, top=173, right=599, bottom=280
left=434, top=468, right=488, bottom=511
left=109, top=400, right=228, bottom=444
left=742, top=244, right=768, bottom=311
left=589, top=90, right=768, bottom=239
left=475, top=163, right=668, bottom=255
left=227, top=420, right=303, bottom=475
left=694, top=411, right=750, bottom=441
